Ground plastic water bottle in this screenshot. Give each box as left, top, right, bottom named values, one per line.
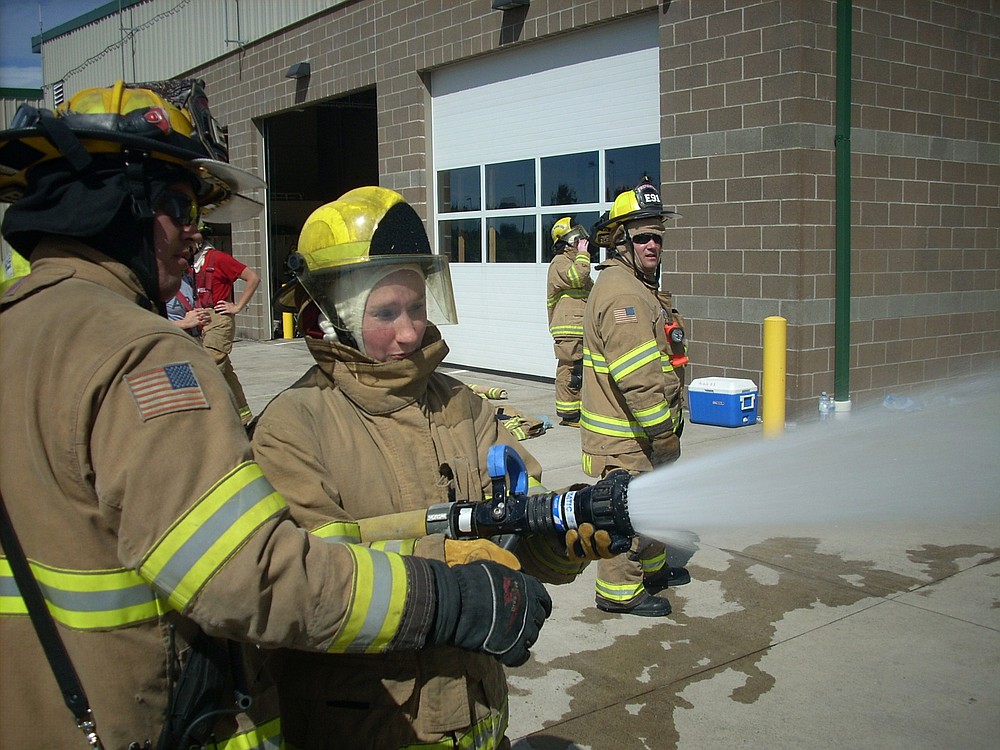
left=818, top=392, right=832, bottom=422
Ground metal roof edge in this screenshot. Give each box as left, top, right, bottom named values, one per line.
left=31, top=0, right=148, bottom=53
left=0, top=87, right=44, bottom=100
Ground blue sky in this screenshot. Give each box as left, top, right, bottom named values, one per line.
left=0, top=0, right=107, bottom=88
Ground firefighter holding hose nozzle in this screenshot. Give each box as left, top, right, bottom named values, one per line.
left=252, top=187, right=618, bottom=749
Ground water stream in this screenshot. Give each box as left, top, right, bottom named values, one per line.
left=626, top=374, right=1000, bottom=552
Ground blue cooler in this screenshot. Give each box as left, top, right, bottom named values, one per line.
left=688, top=377, right=758, bottom=427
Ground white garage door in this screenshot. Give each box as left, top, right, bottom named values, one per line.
left=430, top=13, right=659, bottom=380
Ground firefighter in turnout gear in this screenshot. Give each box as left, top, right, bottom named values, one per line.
left=546, top=217, right=593, bottom=426
left=253, top=187, right=612, bottom=749
left=582, top=177, right=692, bottom=618
left=0, top=83, right=552, bottom=749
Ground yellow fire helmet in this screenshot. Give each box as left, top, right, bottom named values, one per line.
left=591, top=177, right=678, bottom=248
left=285, top=186, right=458, bottom=336
left=550, top=216, right=589, bottom=252
left=0, top=79, right=264, bottom=223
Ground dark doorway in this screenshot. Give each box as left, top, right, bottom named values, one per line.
left=261, top=88, right=378, bottom=336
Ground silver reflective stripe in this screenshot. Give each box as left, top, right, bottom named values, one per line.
left=352, top=548, right=395, bottom=650
left=153, top=474, right=274, bottom=597
left=37, top=578, right=157, bottom=613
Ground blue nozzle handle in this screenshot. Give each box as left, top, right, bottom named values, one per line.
left=487, top=444, right=529, bottom=496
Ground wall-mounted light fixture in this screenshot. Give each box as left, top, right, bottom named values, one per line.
left=492, top=0, right=529, bottom=9
left=285, top=62, right=311, bottom=80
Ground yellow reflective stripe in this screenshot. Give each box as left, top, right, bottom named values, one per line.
left=632, top=399, right=671, bottom=429
left=595, top=577, right=643, bottom=602
left=549, top=323, right=583, bottom=337
left=310, top=520, right=362, bottom=543
left=566, top=263, right=589, bottom=288
left=0, top=558, right=29, bottom=616
left=583, top=347, right=608, bottom=374
left=0, top=557, right=168, bottom=629
left=370, top=538, right=418, bottom=556
left=141, top=462, right=286, bottom=612
left=581, top=453, right=593, bottom=475
left=580, top=407, right=645, bottom=438
left=401, top=696, right=508, bottom=749
left=214, top=716, right=284, bottom=750
left=641, top=551, right=666, bottom=575
left=609, top=340, right=660, bottom=381
left=555, top=397, right=580, bottom=412
left=546, top=288, right=588, bottom=309
left=660, top=352, right=680, bottom=373
left=327, top=544, right=407, bottom=653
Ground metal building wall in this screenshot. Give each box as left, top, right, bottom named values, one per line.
left=38, top=0, right=346, bottom=103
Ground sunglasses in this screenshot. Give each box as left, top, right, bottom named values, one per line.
left=630, top=233, right=662, bottom=245
left=158, top=191, right=201, bottom=228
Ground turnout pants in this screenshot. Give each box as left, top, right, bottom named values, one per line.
left=553, top=336, right=583, bottom=422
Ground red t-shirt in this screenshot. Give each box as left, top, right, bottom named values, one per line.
left=195, top=246, right=247, bottom=306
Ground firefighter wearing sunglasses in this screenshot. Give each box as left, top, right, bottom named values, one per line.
left=0, top=80, right=551, bottom=749
left=581, top=177, right=692, bottom=617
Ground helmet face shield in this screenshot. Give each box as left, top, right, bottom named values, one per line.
left=297, top=253, right=458, bottom=340
left=288, top=187, right=458, bottom=348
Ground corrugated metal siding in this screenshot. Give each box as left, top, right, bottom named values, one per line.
left=39, top=0, right=346, bottom=101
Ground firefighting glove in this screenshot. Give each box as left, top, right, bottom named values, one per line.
left=444, top=538, right=521, bottom=570
left=650, top=430, right=681, bottom=467
left=428, top=559, right=552, bottom=667
left=564, top=523, right=615, bottom=562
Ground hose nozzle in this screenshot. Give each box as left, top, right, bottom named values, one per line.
left=429, top=470, right=634, bottom=553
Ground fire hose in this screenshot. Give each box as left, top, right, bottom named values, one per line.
left=357, top=445, right=635, bottom=554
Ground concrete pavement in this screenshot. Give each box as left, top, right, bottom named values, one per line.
left=232, top=339, right=1000, bottom=750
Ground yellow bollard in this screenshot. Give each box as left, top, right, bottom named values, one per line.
left=282, top=311, right=295, bottom=339
left=761, top=316, right=787, bottom=437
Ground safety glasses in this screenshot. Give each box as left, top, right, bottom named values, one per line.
left=158, top=191, right=201, bottom=228
left=630, top=233, right=662, bottom=245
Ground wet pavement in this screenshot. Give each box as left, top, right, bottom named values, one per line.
left=233, top=339, right=1000, bottom=750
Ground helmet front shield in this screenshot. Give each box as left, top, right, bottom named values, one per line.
left=294, top=253, right=458, bottom=333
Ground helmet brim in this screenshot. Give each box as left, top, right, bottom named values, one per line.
left=590, top=207, right=679, bottom=247
left=0, top=126, right=265, bottom=222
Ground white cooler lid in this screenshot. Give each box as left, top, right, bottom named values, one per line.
left=688, top=377, right=757, bottom=394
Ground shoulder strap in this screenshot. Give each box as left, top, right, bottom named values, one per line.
left=0, top=495, right=105, bottom=749
left=174, top=286, right=195, bottom=312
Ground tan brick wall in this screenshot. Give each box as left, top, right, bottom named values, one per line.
left=662, top=0, right=998, bottom=415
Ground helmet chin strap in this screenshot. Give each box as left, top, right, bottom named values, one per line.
left=616, top=227, right=660, bottom=291
left=123, top=152, right=166, bottom=315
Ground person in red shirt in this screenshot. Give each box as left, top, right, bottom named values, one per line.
left=194, top=229, right=261, bottom=424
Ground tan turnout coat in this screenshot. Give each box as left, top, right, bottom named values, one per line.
left=251, top=326, right=584, bottom=749
left=0, top=241, right=435, bottom=749
left=581, top=258, right=686, bottom=475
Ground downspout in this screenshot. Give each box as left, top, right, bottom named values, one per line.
left=833, top=0, right=853, bottom=413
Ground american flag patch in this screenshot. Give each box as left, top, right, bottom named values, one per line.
left=124, top=362, right=209, bottom=421
left=613, top=306, right=638, bottom=324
